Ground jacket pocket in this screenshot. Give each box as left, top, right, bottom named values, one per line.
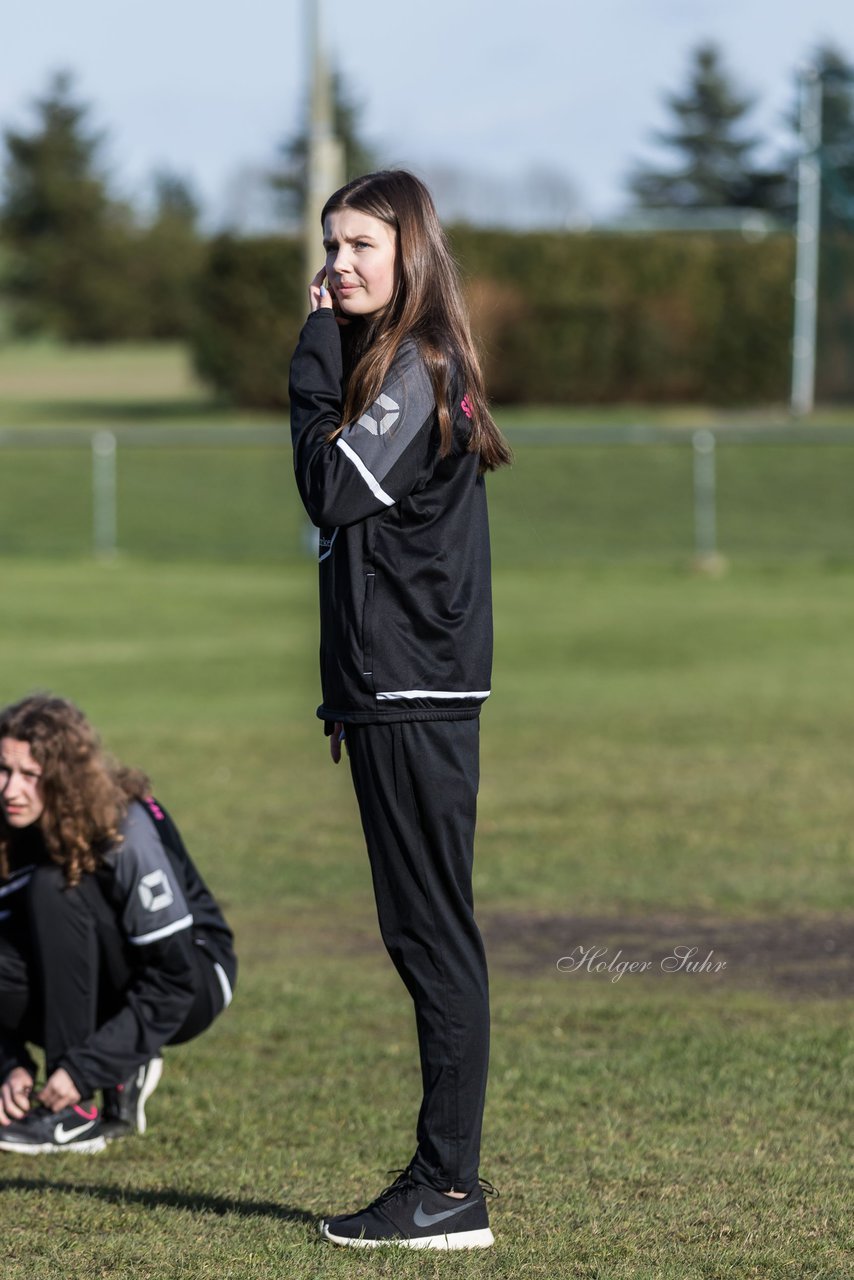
left=360, top=572, right=376, bottom=681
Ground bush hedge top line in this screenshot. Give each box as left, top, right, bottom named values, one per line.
left=190, top=229, right=853, bottom=408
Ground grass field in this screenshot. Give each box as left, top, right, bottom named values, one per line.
left=0, top=556, right=851, bottom=1279
left=3, top=341, right=854, bottom=567
left=0, top=344, right=851, bottom=1278
left=3, top=435, right=854, bottom=564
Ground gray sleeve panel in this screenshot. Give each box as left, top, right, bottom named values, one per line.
left=113, top=804, right=192, bottom=945
left=338, top=339, right=436, bottom=485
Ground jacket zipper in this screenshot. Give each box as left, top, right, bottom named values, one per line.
left=361, top=572, right=375, bottom=680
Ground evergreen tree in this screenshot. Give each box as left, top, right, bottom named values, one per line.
left=789, top=45, right=854, bottom=401
left=0, top=70, right=135, bottom=338
left=769, top=45, right=854, bottom=229
left=628, top=42, right=781, bottom=210
left=133, top=170, right=204, bottom=339
left=269, top=70, right=377, bottom=225
left=811, top=44, right=854, bottom=230
left=2, top=71, right=108, bottom=242
left=149, top=169, right=200, bottom=227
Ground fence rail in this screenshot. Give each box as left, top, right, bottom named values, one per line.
left=2, top=423, right=853, bottom=564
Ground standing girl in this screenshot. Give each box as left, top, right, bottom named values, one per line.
left=289, top=170, right=511, bottom=1250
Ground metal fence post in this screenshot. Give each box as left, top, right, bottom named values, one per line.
left=92, top=430, right=117, bottom=559
left=692, top=429, right=719, bottom=567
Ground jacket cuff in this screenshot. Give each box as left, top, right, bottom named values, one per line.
left=0, top=1045, right=38, bottom=1083
left=57, top=1056, right=92, bottom=1102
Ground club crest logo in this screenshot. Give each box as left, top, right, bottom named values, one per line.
left=138, top=869, right=174, bottom=912
left=357, top=393, right=400, bottom=435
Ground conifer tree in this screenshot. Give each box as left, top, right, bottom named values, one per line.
left=811, top=44, right=854, bottom=230
left=269, top=70, right=377, bottom=225
left=0, top=71, right=128, bottom=337
left=629, top=42, right=775, bottom=209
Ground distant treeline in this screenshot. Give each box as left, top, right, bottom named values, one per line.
left=2, top=217, right=853, bottom=405
left=3, top=59, right=854, bottom=405
left=191, top=229, right=854, bottom=407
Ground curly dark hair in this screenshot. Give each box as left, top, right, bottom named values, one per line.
left=0, top=694, right=150, bottom=886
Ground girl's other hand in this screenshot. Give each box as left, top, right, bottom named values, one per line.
left=38, top=1067, right=81, bottom=1113
left=330, top=722, right=348, bottom=764
left=309, top=266, right=334, bottom=314
left=0, top=1067, right=34, bottom=1125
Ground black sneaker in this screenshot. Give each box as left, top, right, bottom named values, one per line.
left=0, top=1102, right=107, bottom=1154
left=320, top=1169, right=497, bottom=1250
left=102, top=1057, right=163, bottom=1137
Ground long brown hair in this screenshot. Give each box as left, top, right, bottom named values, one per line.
left=322, top=170, right=512, bottom=472
left=0, top=694, right=150, bottom=886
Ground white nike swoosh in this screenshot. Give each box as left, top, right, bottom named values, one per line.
left=412, top=1199, right=476, bottom=1228
left=54, top=1120, right=96, bottom=1143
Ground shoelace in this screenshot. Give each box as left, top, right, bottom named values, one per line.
left=19, top=1104, right=53, bottom=1120
left=370, top=1170, right=416, bottom=1208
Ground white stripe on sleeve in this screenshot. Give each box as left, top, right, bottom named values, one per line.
left=336, top=438, right=395, bottom=506
left=128, top=913, right=194, bottom=946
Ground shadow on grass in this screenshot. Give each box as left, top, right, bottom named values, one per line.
left=0, top=1176, right=316, bottom=1224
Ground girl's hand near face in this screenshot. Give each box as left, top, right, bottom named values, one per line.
left=309, top=266, right=334, bottom=314
left=309, top=266, right=350, bottom=325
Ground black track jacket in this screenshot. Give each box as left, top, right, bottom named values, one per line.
left=290, top=309, right=493, bottom=725
left=0, top=798, right=236, bottom=1095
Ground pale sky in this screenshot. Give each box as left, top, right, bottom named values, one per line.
left=2, top=0, right=853, bottom=226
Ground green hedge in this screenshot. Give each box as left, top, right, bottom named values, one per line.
left=453, top=229, right=795, bottom=405
left=0, top=221, right=203, bottom=343
left=191, top=235, right=303, bottom=409
left=188, top=229, right=854, bottom=408
left=817, top=233, right=854, bottom=401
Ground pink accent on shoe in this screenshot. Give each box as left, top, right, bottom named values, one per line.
left=73, top=1105, right=99, bottom=1120
left=144, top=796, right=165, bottom=821
left=460, top=395, right=473, bottom=419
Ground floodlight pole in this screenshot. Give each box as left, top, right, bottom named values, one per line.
left=303, top=0, right=344, bottom=300
left=790, top=66, right=823, bottom=418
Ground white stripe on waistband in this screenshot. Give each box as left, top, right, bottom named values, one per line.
left=213, top=961, right=234, bottom=1009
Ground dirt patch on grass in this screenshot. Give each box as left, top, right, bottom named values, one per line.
left=480, top=911, right=854, bottom=997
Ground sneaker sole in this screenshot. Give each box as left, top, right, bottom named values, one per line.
left=320, top=1223, right=494, bottom=1250
left=0, top=1135, right=108, bottom=1155
left=136, top=1057, right=164, bottom=1135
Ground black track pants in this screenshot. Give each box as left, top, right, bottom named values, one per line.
left=0, top=864, right=223, bottom=1087
left=345, top=717, right=490, bottom=1193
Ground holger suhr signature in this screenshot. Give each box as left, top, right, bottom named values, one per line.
left=556, top=945, right=727, bottom=983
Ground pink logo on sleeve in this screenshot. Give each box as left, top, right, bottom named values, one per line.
left=145, top=796, right=165, bottom=821
left=460, top=395, right=473, bottom=419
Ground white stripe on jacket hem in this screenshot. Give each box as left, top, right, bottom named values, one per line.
left=375, top=689, right=491, bottom=701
